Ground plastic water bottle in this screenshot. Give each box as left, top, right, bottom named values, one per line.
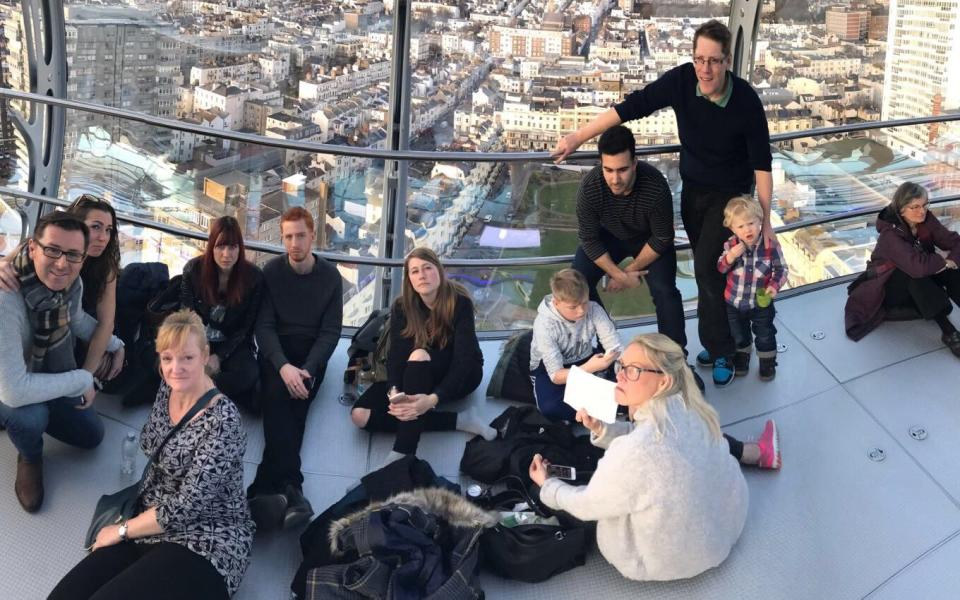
left=120, top=432, right=137, bottom=479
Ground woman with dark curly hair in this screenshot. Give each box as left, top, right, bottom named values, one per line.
left=0, top=195, right=124, bottom=382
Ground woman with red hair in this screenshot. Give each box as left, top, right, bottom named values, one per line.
left=180, top=216, right=264, bottom=410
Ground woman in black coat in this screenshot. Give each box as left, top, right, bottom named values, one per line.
left=181, top=216, right=264, bottom=409
left=350, top=247, right=495, bottom=466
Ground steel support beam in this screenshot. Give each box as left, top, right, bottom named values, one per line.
left=7, top=0, right=67, bottom=229
left=727, top=0, right=764, bottom=80
left=375, top=0, right=414, bottom=309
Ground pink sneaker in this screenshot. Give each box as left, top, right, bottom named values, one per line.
left=756, top=419, right=781, bottom=470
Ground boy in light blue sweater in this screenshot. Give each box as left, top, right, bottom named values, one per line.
left=529, top=269, right=622, bottom=421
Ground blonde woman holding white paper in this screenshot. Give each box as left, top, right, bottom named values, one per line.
left=529, top=333, right=778, bottom=582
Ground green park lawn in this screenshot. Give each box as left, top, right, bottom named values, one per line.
left=497, top=175, right=657, bottom=319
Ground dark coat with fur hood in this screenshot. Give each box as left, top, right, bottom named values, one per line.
left=306, top=488, right=497, bottom=600
left=845, top=206, right=960, bottom=341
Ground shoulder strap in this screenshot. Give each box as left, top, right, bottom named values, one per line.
left=146, top=387, right=220, bottom=467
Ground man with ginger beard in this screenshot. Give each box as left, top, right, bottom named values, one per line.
left=248, top=206, right=342, bottom=531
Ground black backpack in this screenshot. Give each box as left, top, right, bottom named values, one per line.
left=460, top=406, right=604, bottom=487
left=486, top=329, right=535, bottom=404
left=344, top=307, right=390, bottom=385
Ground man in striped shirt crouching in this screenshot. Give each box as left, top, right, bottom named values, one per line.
left=570, top=125, right=688, bottom=359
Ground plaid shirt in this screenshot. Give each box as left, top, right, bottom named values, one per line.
left=717, top=233, right=788, bottom=311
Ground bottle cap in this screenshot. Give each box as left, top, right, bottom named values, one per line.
left=466, top=484, right=483, bottom=498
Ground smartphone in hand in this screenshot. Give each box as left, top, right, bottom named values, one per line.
left=388, top=387, right=408, bottom=404
left=546, top=464, right=577, bottom=480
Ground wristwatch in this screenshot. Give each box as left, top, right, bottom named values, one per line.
left=117, top=521, right=129, bottom=541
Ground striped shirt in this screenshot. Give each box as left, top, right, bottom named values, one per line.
left=575, top=161, right=675, bottom=261
left=717, top=233, right=788, bottom=311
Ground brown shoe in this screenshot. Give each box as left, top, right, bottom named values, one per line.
left=15, top=454, right=43, bottom=513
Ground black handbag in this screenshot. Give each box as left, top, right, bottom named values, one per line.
left=84, top=388, right=219, bottom=548
left=476, top=475, right=590, bottom=582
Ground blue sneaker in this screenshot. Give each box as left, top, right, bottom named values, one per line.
left=712, top=356, right=735, bottom=387
left=696, top=350, right=714, bottom=367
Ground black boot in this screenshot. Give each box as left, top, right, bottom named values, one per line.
left=733, top=351, right=750, bottom=376
left=758, top=357, right=777, bottom=381
left=283, top=484, right=314, bottom=530
left=942, top=331, right=960, bottom=358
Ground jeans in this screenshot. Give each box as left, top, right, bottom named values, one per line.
left=0, top=396, right=104, bottom=463
left=681, top=185, right=739, bottom=359
left=726, top=303, right=778, bottom=357
left=48, top=541, right=228, bottom=600
left=530, top=356, right=595, bottom=423
left=571, top=229, right=687, bottom=350
left=250, top=335, right=324, bottom=495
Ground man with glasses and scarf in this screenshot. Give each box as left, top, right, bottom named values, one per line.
left=552, top=20, right=775, bottom=388
left=0, top=212, right=122, bottom=512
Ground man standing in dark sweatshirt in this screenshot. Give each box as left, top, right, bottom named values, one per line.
left=572, top=125, right=686, bottom=353
left=248, top=206, right=342, bottom=530
left=553, top=20, right=774, bottom=388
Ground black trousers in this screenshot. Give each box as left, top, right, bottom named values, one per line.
left=571, top=229, right=687, bottom=351
left=681, top=185, right=738, bottom=359
left=48, top=541, right=228, bottom=600
left=251, top=335, right=324, bottom=495
left=211, top=341, right=259, bottom=411
left=883, top=268, right=960, bottom=319
left=353, top=360, right=463, bottom=455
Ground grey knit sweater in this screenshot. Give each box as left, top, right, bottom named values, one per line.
left=529, top=295, right=621, bottom=375
left=0, top=284, right=121, bottom=408
left=539, top=393, right=748, bottom=581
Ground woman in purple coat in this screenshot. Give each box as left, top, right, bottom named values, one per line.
left=845, top=182, right=960, bottom=353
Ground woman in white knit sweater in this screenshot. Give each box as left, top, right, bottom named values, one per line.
left=530, top=333, right=761, bottom=581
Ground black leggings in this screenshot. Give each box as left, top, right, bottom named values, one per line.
left=354, top=361, right=459, bottom=454
left=725, top=434, right=744, bottom=460
left=48, top=541, right=228, bottom=600
left=212, top=341, right=259, bottom=412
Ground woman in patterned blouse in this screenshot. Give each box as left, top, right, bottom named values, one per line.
left=50, top=310, right=254, bottom=600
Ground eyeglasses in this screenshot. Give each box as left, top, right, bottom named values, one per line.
left=614, top=361, right=664, bottom=381
left=33, top=241, right=85, bottom=264
left=903, top=203, right=929, bottom=212
left=693, top=56, right=727, bottom=67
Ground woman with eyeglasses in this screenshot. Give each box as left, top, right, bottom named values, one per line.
left=179, top=216, right=263, bottom=411
left=846, top=182, right=960, bottom=352
left=528, top=333, right=774, bottom=582
left=0, top=195, right=124, bottom=384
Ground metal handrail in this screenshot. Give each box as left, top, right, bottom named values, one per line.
left=5, top=185, right=959, bottom=269
left=0, top=87, right=958, bottom=162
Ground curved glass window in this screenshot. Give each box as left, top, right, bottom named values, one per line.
left=0, top=1, right=958, bottom=331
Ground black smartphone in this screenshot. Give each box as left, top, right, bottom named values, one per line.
left=546, top=464, right=577, bottom=480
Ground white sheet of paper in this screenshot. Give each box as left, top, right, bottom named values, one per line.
left=563, top=365, right=619, bottom=424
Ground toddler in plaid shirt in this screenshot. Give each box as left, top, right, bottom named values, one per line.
left=717, top=195, right=788, bottom=381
